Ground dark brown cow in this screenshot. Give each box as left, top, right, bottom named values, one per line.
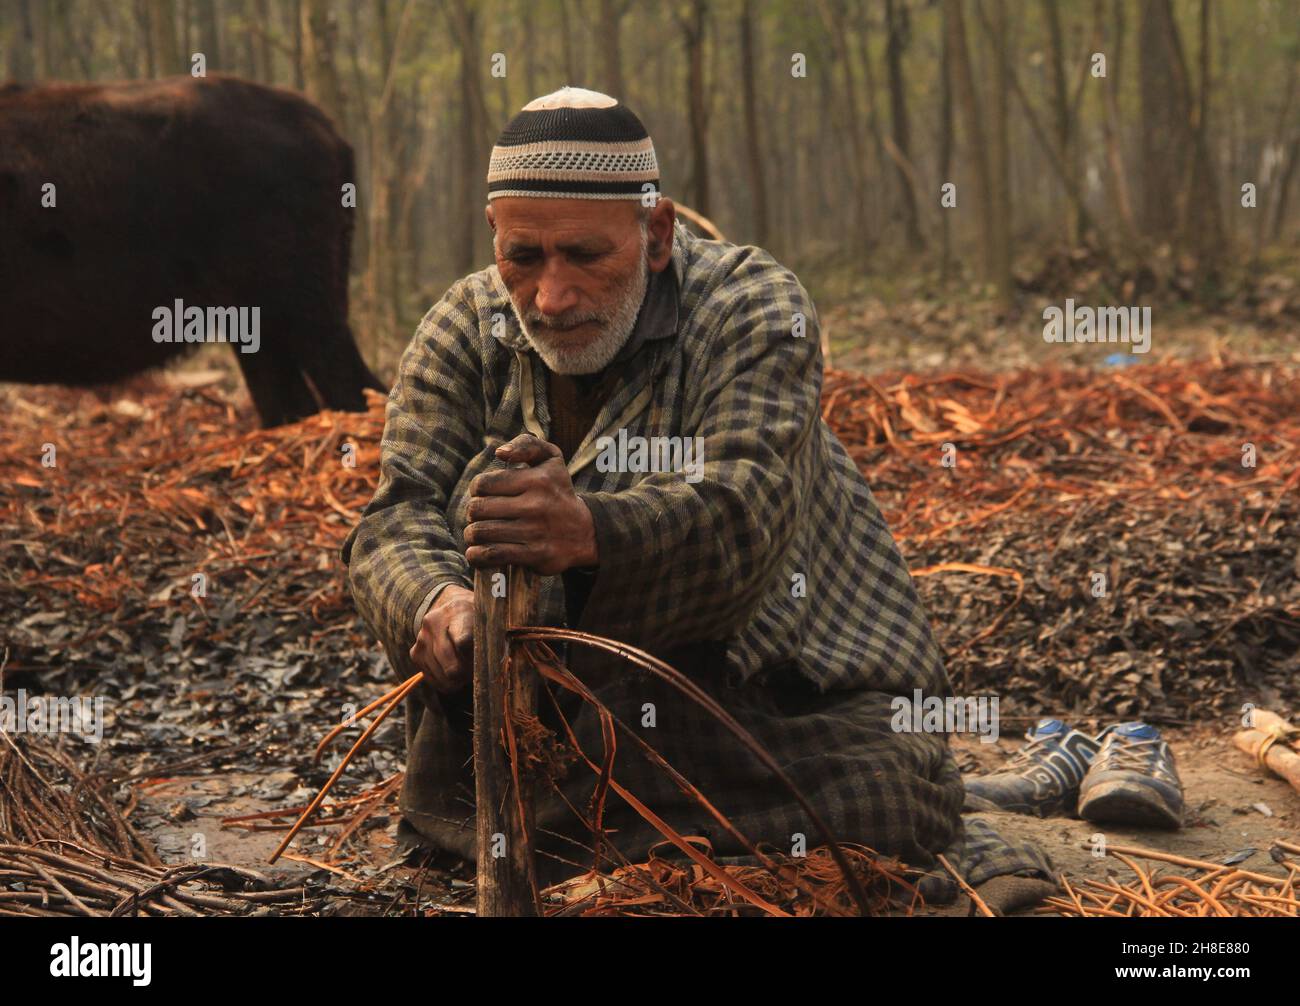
left=0, top=75, right=383, bottom=426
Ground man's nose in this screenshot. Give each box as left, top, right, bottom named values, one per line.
left=533, top=260, right=580, bottom=317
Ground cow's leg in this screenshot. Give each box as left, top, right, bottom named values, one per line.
left=300, top=324, right=385, bottom=412
left=233, top=347, right=319, bottom=427
left=234, top=349, right=287, bottom=426
left=273, top=353, right=324, bottom=425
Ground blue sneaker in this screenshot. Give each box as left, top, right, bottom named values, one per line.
left=1078, top=722, right=1184, bottom=829
left=963, top=718, right=1105, bottom=817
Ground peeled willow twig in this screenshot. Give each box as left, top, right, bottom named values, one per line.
left=313, top=678, right=420, bottom=762
left=281, top=623, right=889, bottom=916
left=511, top=626, right=875, bottom=917
left=521, top=644, right=792, bottom=916
left=268, top=674, right=420, bottom=864
left=936, top=853, right=994, bottom=917
left=1044, top=842, right=1300, bottom=917
left=524, top=640, right=890, bottom=916
left=0, top=843, right=301, bottom=917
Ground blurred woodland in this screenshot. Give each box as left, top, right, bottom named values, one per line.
left=3, top=0, right=1299, bottom=361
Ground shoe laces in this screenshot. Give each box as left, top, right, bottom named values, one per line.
left=1101, top=737, right=1162, bottom=772
left=1004, top=734, right=1056, bottom=771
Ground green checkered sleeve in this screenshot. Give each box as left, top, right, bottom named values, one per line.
left=577, top=269, right=821, bottom=651
left=341, top=282, right=482, bottom=676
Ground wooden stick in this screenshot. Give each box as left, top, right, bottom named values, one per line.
left=1233, top=709, right=1300, bottom=795
left=473, top=564, right=540, bottom=917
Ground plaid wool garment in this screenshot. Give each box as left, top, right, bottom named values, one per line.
left=342, top=220, right=1053, bottom=895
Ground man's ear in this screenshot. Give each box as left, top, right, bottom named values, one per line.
left=646, top=197, right=676, bottom=273
left=485, top=204, right=496, bottom=231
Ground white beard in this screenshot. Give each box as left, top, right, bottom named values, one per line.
left=509, top=226, right=650, bottom=376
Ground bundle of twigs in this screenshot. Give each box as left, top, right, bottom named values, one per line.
left=510, top=631, right=884, bottom=917
left=0, top=727, right=310, bottom=917
left=0, top=728, right=156, bottom=862
left=0, top=843, right=306, bottom=917
left=1044, top=842, right=1300, bottom=918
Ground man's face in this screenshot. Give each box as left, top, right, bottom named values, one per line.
left=488, top=197, right=650, bottom=375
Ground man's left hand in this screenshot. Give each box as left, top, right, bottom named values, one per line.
left=463, top=433, right=599, bottom=575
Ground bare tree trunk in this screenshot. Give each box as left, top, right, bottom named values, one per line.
left=1097, top=0, right=1139, bottom=244
left=33, top=0, right=54, bottom=77
left=975, top=0, right=1087, bottom=254
left=287, top=0, right=304, bottom=88
left=227, top=0, right=249, bottom=76
left=986, top=0, right=1012, bottom=306
left=147, top=0, right=183, bottom=76
left=1267, top=51, right=1300, bottom=242
left=1184, top=0, right=1223, bottom=267
left=1139, top=0, right=1189, bottom=240
left=938, top=0, right=953, bottom=282
left=50, top=0, right=89, bottom=77
left=812, top=58, right=837, bottom=241
left=450, top=0, right=487, bottom=277
left=136, top=0, right=156, bottom=77
left=301, top=0, right=346, bottom=126
left=1271, top=136, right=1300, bottom=242
left=365, top=0, right=417, bottom=350
left=194, top=0, right=220, bottom=67
left=739, top=0, right=768, bottom=247
left=885, top=0, right=923, bottom=251
left=678, top=0, right=711, bottom=218
left=519, top=0, right=537, bottom=98
left=817, top=0, right=870, bottom=251
left=1041, top=0, right=1080, bottom=244
left=557, top=0, right=583, bottom=86
left=598, top=0, right=626, bottom=99
left=943, top=0, right=995, bottom=292
left=251, top=0, right=273, bottom=79
left=7, top=0, right=36, bottom=82
left=859, top=11, right=919, bottom=249
left=179, top=0, right=192, bottom=63
left=95, top=0, right=142, bottom=78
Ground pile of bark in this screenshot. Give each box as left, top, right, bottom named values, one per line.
left=1, top=354, right=1296, bottom=913
left=1, top=386, right=399, bottom=789
left=823, top=358, right=1299, bottom=722
left=2, top=356, right=1296, bottom=735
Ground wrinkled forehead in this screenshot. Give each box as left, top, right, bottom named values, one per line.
left=491, top=196, right=642, bottom=244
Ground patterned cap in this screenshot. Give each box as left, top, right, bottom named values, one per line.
left=486, top=87, right=659, bottom=202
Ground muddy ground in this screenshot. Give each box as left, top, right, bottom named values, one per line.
left=119, top=721, right=1297, bottom=916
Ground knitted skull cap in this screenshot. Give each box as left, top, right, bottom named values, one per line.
left=486, top=86, right=660, bottom=202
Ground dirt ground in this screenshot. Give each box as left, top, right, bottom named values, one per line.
left=952, top=723, right=1299, bottom=908
left=124, top=720, right=1298, bottom=916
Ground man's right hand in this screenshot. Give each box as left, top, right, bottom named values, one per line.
left=409, top=585, right=475, bottom=692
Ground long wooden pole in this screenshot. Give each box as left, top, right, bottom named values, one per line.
left=473, top=563, right=539, bottom=917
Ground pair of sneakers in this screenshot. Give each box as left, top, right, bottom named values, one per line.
left=963, top=718, right=1184, bottom=828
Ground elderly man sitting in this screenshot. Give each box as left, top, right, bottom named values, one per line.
left=343, top=87, right=1051, bottom=903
